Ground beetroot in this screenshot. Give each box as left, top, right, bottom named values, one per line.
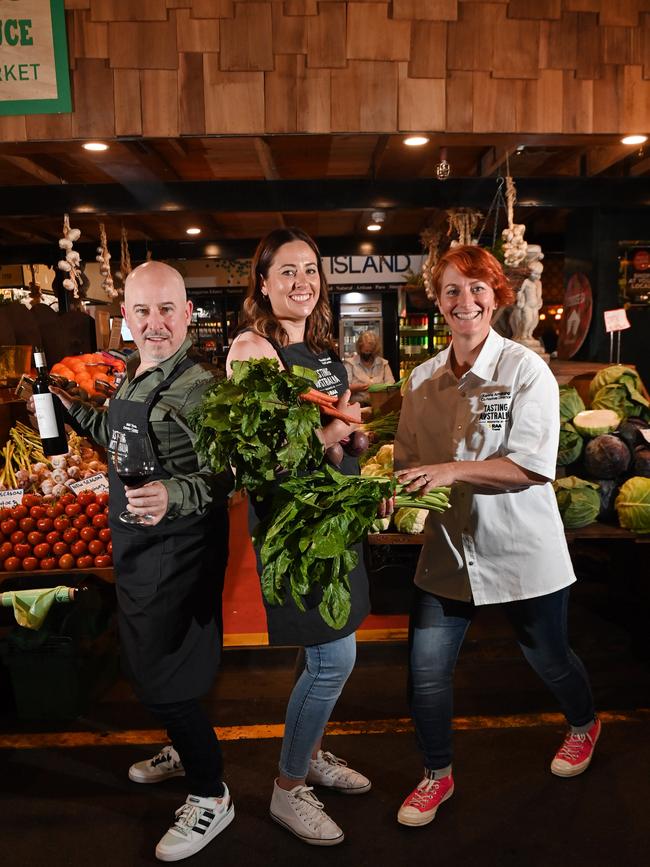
left=633, top=447, right=650, bottom=478
left=343, top=430, right=369, bottom=458
left=325, top=443, right=344, bottom=467
left=583, top=434, right=631, bottom=480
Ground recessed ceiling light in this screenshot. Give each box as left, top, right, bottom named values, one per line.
left=367, top=223, right=382, bottom=232
left=82, top=142, right=109, bottom=152
left=404, top=136, right=429, bottom=147
left=621, top=134, right=647, bottom=145
left=186, top=227, right=201, bottom=235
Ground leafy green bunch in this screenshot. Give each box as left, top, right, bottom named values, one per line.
left=190, top=358, right=324, bottom=493
left=254, top=466, right=450, bottom=629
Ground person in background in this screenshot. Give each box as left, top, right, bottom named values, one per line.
left=227, top=227, right=371, bottom=847
left=388, top=245, right=599, bottom=829
left=344, top=330, right=395, bottom=406
left=47, top=261, right=234, bottom=862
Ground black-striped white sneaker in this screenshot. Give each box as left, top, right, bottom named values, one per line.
left=128, top=745, right=185, bottom=784
left=155, top=786, right=234, bottom=862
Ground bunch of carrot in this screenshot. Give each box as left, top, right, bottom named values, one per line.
left=299, top=388, right=359, bottom=425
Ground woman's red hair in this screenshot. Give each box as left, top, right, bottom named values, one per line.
left=430, top=245, right=515, bottom=306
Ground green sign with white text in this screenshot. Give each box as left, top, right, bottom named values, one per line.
left=0, top=0, right=71, bottom=116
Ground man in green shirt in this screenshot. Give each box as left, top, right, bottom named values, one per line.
left=52, top=261, right=234, bottom=862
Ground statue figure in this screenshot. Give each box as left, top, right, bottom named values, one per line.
left=510, top=245, right=548, bottom=358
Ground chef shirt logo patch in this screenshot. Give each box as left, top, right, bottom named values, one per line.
left=478, top=390, right=512, bottom=430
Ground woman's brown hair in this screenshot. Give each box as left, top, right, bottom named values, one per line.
left=238, top=227, right=334, bottom=353
left=429, top=245, right=516, bottom=307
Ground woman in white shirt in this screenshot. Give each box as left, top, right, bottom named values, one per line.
left=391, top=245, right=599, bottom=829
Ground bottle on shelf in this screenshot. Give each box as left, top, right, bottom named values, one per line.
left=32, top=348, right=68, bottom=457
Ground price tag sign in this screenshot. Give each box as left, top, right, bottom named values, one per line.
left=603, top=308, right=631, bottom=333
left=0, top=489, right=24, bottom=508
left=68, top=473, right=109, bottom=495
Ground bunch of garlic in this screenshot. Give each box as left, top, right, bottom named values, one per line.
left=58, top=213, right=83, bottom=298
left=502, top=223, right=528, bottom=267
left=96, top=223, right=118, bottom=299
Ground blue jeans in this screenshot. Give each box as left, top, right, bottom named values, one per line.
left=279, top=633, right=357, bottom=779
left=409, top=587, right=596, bottom=772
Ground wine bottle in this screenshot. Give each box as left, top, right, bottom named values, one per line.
left=32, top=348, right=68, bottom=457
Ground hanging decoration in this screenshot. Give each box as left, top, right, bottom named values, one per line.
left=96, top=224, right=118, bottom=299
left=57, top=214, right=83, bottom=299
left=448, top=208, right=482, bottom=247
left=420, top=226, right=445, bottom=300
left=501, top=175, right=528, bottom=267
left=435, top=147, right=451, bottom=181
left=115, top=224, right=132, bottom=285
left=27, top=264, right=42, bottom=307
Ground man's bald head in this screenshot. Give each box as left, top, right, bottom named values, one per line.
left=121, top=261, right=193, bottom=368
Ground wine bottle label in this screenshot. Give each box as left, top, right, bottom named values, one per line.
left=33, top=393, right=61, bottom=439
left=34, top=352, right=46, bottom=367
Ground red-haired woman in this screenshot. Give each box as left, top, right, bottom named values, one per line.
left=390, top=245, right=599, bottom=828
left=227, top=228, right=371, bottom=846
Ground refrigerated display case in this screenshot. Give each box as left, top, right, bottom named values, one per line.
left=338, top=296, right=383, bottom=361
left=398, top=312, right=450, bottom=378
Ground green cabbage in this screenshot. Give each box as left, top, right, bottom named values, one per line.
left=573, top=409, right=620, bottom=437
left=589, top=366, right=649, bottom=420
left=393, top=507, right=428, bottom=535
left=370, top=516, right=392, bottom=533
left=615, top=476, right=650, bottom=534
left=553, top=476, right=601, bottom=529
left=558, top=386, right=585, bottom=423
left=557, top=423, right=583, bottom=466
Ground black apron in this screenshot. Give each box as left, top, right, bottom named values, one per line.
left=108, top=356, right=228, bottom=704
left=248, top=340, right=370, bottom=647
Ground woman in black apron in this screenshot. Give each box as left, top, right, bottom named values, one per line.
left=228, top=228, right=372, bottom=847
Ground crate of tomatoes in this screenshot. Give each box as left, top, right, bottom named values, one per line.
left=0, top=491, right=112, bottom=573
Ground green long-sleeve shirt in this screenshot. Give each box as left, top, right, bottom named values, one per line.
left=67, top=337, right=231, bottom=519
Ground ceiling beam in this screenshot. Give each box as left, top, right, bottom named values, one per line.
left=585, top=145, right=633, bottom=176
left=629, top=155, right=650, bottom=177
left=253, top=137, right=281, bottom=181
left=479, top=146, right=518, bottom=177
left=369, top=134, right=390, bottom=180
left=0, top=155, right=66, bottom=186
left=1, top=177, right=649, bottom=219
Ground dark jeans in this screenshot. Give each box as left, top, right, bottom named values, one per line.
left=144, top=697, right=224, bottom=798
left=408, top=586, right=596, bottom=772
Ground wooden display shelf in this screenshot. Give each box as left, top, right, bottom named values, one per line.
left=0, top=567, right=114, bottom=587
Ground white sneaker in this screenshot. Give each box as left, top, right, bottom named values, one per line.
left=270, top=779, right=344, bottom=846
left=306, top=750, right=371, bottom=794
left=155, top=785, right=234, bottom=862
left=128, top=745, right=185, bottom=784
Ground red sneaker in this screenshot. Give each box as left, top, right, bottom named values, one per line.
left=397, top=773, right=454, bottom=827
left=551, top=718, right=601, bottom=777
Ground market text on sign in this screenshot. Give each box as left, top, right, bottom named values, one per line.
left=0, top=19, right=34, bottom=46
left=0, top=64, right=40, bottom=81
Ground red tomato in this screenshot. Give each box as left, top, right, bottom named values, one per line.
left=33, top=542, right=51, bottom=560
left=88, top=539, right=105, bottom=556
left=10, top=530, right=26, bottom=545
left=59, top=493, right=76, bottom=507
left=65, top=503, right=82, bottom=517
left=62, top=527, right=79, bottom=544
left=3, top=556, right=20, bottom=571
left=52, top=541, right=69, bottom=557
left=12, top=504, right=28, bottom=520
left=46, top=531, right=61, bottom=546
left=53, top=516, right=70, bottom=532
left=0, top=519, right=17, bottom=536
left=27, top=531, right=45, bottom=546
left=58, top=553, right=75, bottom=570
left=0, top=531, right=4, bottom=544
left=73, top=514, right=89, bottom=529
left=77, top=491, right=97, bottom=507
left=98, top=528, right=111, bottom=543
left=22, top=556, right=39, bottom=571
left=96, top=493, right=109, bottom=508
left=0, top=507, right=12, bottom=521
left=14, top=543, right=31, bottom=560
left=85, top=503, right=101, bottom=518
left=70, top=540, right=87, bottom=557
left=76, top=555, right=94, bottom=569
left=39, top=556, right=58, bottom=570
left=46, top=503, right=64, bottom=519
left=30, top=505, right=46, bottom=520
left=36, top=517, right=53, bottom=533
left=80, top=526, right=97, bottom=542
left=92, top=513, right=108, bottom=529
left=0, top=541, right=13, bottom=560
left=93, top=554, right=112, bottom=568
left=19, top=517, right=36, bottom=533
left=106, top=540, right=112, bottom=555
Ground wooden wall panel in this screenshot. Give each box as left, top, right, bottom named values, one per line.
left=392, top=0, right=458, bottom=18
left=346, top=3, right=411, bottom=61
left=408, top=22, right=447, bottom=78
left=2, top=1, right=650, bottom=141
left=203, top=57, right=265, bottom=132
left=220, top=3, right=274, bottom=70
left=397, top=64, right=446, bottom=131
left=175, top=9, right=220, bottom=52
left=90, top=0, right=168, bottom=21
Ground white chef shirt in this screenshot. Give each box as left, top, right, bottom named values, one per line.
left=394, top=328, right=575, bottom=605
